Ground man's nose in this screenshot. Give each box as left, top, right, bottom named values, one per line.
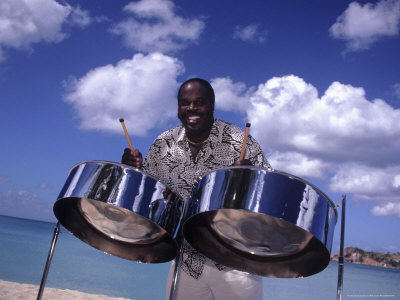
left=188, top=102, right=197, bottom=110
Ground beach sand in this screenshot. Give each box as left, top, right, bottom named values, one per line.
left=0, top=279, right=131, bottom=300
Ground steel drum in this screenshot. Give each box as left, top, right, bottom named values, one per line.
left=183, top=166, right=337, bottom=278
left=53, top=161, right=183, bottom=263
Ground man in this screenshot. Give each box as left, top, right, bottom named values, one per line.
left=122, top=78, right=271, bottom=299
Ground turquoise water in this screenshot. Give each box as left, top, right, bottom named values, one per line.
left=1, top=215, right=399, bottom=299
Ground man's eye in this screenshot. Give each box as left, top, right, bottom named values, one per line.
left=179, top=100, right=189, bottom=106
left=195, top=99, right=206, bottom=106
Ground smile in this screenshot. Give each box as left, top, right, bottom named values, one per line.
left=188, top=116, right=200, bottom=121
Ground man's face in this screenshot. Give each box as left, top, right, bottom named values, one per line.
left=178, top=82, right=214, bottom=136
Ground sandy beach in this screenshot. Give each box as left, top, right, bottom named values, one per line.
left=0, top=279, right=131, bottom=300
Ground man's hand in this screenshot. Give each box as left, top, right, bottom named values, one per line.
left=121, top=148, right=143, bottom=169
left=162, top=187, right=177, bottom=201
left=234, top=159, right=251, bottom=166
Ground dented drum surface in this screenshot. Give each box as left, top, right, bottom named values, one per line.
left=53, top=161, right=183, bottom=263
left=183, top=166, right=337, bottom=278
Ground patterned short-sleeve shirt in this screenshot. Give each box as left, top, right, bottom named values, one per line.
left=142, top=118, right=271, bottom=279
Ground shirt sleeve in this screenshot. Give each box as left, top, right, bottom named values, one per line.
left=142, top=138, right=162, bottom=179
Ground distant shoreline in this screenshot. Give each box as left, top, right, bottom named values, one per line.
left=331, top=247, right=400, bottom=270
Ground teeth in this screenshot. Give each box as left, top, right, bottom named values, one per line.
left=188, top=116, right=200, bottom=120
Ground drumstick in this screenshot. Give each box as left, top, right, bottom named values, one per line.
left=119, top=118, right=134, bottom=152
left=239, top=123, right=251, bottom=160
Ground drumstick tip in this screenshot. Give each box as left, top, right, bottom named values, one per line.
left=246, top=123, right=251, bottom=128
left=119, top=118, right=124, bottom=123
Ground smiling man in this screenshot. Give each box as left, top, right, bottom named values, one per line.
left=122, top=78, right=270, bottom=300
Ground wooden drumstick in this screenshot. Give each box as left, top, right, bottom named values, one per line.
left=239, top=123, right=251, bottom=160
left=119, top=118, right=134, bottom=152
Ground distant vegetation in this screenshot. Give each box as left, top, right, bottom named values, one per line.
left=331, top=247, right=400, bottom=269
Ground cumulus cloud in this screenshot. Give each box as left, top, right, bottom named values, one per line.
left=211, top=77, right=253, bottom=111
left=371, top=202, right=400, bottom=217
left=110, top=0, right=204, bottom=53
left=329, top=164, right=400, bottom=201
left=0, top=0, right=70, bottom=59
left=64, top=52, right=184, bottom=136
left=0, top=0, right=94, bottom=60
left=233, top=24, right=267, bottom=43
left=247, top=76, right=400, bottom=166
left=212, top=75, right=400, bottom=209
left=329, top=0, right=400, bottom=52
left=68, top=6, right=93, bottom=28
left=393, top=83, right=400, bottom=100
left=265, top=152, right=328, bottom=179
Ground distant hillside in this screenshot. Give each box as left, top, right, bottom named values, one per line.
left=331, top=247, right=400, bottom=269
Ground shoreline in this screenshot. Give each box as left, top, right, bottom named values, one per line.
left=0, top=279, right=131, bottom=300
left=331, top=247, right=400, bottom=270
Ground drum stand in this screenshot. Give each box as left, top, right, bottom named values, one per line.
left=168, top=242, right=184, bottom=300
left=336, top=195, right=346, bottom=300
left=37, top=221, right=61, bottom=300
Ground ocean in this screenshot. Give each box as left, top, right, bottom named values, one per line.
left=0, top=215, right=399, bottom=300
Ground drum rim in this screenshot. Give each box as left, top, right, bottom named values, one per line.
left=68, top=160, right=182, bottom=200
left=70, top=160, right=144, bottom=175
left=193, top=165, right=338, bottom=222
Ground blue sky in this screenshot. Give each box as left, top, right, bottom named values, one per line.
left=1, top=0, right=399, bottom=254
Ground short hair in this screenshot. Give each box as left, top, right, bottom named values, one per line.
left=177, top=78, right=215, bottom=109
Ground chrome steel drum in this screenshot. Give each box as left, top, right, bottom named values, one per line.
left=183, top=166, right=337, bottom=278
left=53, top=161, right=183, bottom=263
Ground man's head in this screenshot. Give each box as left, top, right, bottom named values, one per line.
left=177, top=78, right=214, bottom=138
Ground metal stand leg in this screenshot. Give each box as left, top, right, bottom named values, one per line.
left=336, top=195, right=346, bottom=300
left=37, top=222, right=61, bottom=300
left=168, top=242, right=184, bottom=300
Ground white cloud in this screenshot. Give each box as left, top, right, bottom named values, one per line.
left=371, top=202, right=400, bottom=217
left=64, top=52, right=184, bottom=136
left=233, top=24, right=267, bottom=43
left=211, top=77, right=252, bottom=111
left=68, top=6, right=93, bottom=28
left=392, top=83, right=400, bottom=99
left=394, top=175, right=400, bottom=188
left=329, top=0, right=400, bottom=52
left=267, top=151, right=327, bottom=179
left=0, top=0, right=96, bottom=60
left=0, top=0, right=71, bottom=59
left=110, top=0, right=204, bottom=53
left=247, top=76, right=400, bottom=168
left=213, top=74, right=400, bottom=207
left=329, top=164, right=400, bottom=201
